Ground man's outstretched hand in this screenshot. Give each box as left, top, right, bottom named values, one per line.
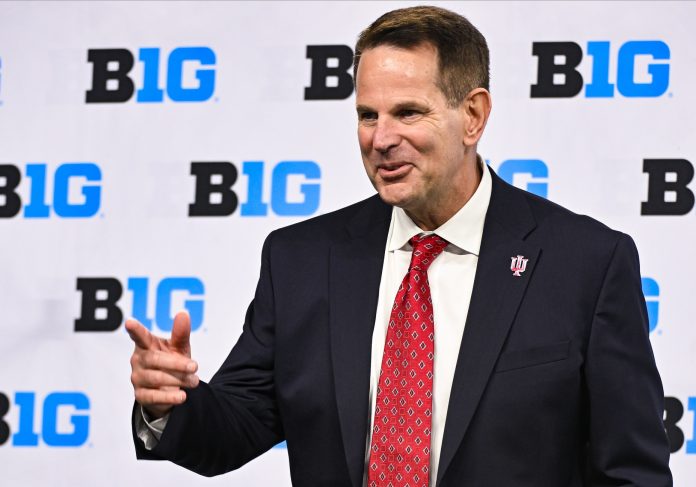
left=126, top=310, right=200, bottom=419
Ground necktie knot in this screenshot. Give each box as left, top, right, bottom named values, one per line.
left=409, top=234, right=448, bottom=273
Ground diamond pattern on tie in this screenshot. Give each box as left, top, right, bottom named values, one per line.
left=368, top=234, right=448, bottom=487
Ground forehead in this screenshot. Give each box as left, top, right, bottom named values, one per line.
left=355, top=44, right=441, bottom=102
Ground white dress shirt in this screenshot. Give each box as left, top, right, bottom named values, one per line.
left=364, top=162, right=491, bottom=486
left=139, top=163, right=492, bottom=487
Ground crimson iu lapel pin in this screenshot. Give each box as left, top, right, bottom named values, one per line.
left=510, top=255, right=528, bottom=277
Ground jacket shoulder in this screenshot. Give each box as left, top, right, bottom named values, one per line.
left=521, top=187, right=626, bottom=245
left=266, top=194, right=390, bottom=245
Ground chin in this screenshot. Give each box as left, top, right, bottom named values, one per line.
left=376, top=185, right=414, bottom=209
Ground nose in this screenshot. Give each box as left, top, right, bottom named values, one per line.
left=372, top=117, right=400, bottom=154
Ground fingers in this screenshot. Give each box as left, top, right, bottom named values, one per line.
left=169, top=310, right=192, bottom=355
left=128, top=311, right=200, bottom=416
left=132, top=368, right=200, bottom=389
left=137, top=349, right=198, bottom=374
left=130, top=350, right=200, bottom=413
left=130, top=349, right=198, bottom=391
left=125, top=318, right=153, bottom=350
left=135, top=388, right=187, bottom=409
left=128, top=310, right=199, bottom=415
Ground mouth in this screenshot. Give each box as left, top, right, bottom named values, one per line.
left=376, top=162, right=412, bottom=181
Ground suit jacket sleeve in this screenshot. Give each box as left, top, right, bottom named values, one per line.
left=131, top=232, right=284, bottom=476
left=585, top=233, right=672, bottom=486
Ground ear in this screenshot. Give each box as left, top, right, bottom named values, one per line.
left=461, top=88, right=492, bottom=146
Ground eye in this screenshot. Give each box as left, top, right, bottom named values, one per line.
left=359, top=111, right=378, bottom=122
left=399, top=109, right=420, bottom=119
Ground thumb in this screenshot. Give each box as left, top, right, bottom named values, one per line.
left=170, top=310, right=192, bottom=356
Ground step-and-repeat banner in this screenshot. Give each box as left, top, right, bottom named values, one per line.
left=1, top=1, right=694, bottom=485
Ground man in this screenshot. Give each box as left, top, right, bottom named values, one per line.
left=127, top=6, right=672, bottom=486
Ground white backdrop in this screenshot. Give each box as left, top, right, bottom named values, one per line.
left=1, top=1, right=694, bottom=485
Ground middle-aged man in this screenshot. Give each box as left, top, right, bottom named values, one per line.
left=127, top=6, right=672, bottom=486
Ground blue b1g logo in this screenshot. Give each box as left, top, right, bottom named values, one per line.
left=0, top=391, right=90, bottom=447
left=532, top=40, right=670, bottom=98
left=189, top=161, right=321, bottom=217
left=86, top=47, right=216, bottom=103
left=493, top=159, right=549, bottom=198
left=0, top=163, right=102, bottom=218
left=75, top=276, right=205, bottom=333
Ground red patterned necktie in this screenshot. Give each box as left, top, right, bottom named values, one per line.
left=368, top=234, right=448, bottom=487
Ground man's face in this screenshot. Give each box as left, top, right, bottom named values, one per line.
left=355, top=43, right=473, bottom=222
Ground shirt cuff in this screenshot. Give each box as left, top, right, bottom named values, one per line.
left=135, top=405, right=170, bottom=450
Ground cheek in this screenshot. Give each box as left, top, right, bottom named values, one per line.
left=361, top=156, right=374, bottom=178
left=357, top=128, right=373, bottom=154
left=443, top=120, right=466, bottom=155
left=403, top=126, right=437, bottom=154
left=431, top=126, right=464, bottom=164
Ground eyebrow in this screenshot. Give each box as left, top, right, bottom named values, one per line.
left=355, top=101, right=428, bottom=114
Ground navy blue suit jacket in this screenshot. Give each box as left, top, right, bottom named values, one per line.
left=133, top=170, right=671, bottom=486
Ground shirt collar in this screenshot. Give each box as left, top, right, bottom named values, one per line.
left=388, top=157, right=492, bottom=256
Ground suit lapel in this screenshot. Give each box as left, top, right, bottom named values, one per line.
left=436, top=171, right=541, bottom=485
left=330, top=196, right=391, bottom=487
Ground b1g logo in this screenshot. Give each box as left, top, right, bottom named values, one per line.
left=189, top=161, right=321, bottom=217
left=531, top=41, right=670, bottom=98
left=664, top=396, right=696, bottom=454
left=493, top=159, right=549, bottom=199
left=75, top=277, right=204, bottom=332
left=0, top=391, right=90, bottom=447
left=641, top=277, right=659, bottom=333
left=642, top=158, right=694, bottom=215
left=86, top=47, right=216, bottom=103
left=0, top=163, right=102, bottom=218
left=305, top=45, right=355, bottom=100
